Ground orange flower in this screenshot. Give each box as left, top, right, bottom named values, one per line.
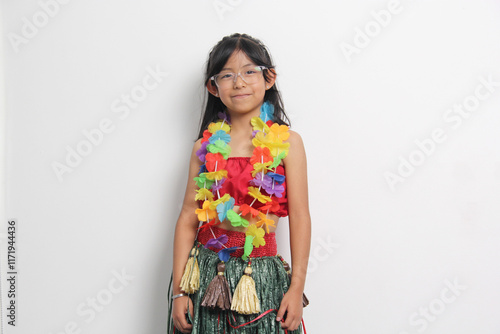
left=259, top=198, right=280, bottom=213
left=250, top=146, right=273, bottom=165
left=255, top=214, right=276, bottom=234
left=195, top=200, right=217, bottom=222
left=205, top=153, right=227, bottom=172
left=197, top=218, right=219, bottom=231
left=239, top=204, right=260, bottom=217
left=201, top=130, right=211, bottom=143
left=267, top=123, right=290, bottom=143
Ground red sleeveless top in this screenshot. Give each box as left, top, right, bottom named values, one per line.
left=200, top=157, right=288, bottom=217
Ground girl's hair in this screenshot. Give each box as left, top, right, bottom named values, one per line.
left=197, top=33, right=290, bottom=139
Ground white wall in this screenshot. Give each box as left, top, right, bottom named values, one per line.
left=1, top=0, right=500, bottom=333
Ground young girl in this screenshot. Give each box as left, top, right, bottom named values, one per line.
left=168, top=33, right=311, bottom=334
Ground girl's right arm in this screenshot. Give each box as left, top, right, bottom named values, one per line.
left=172, top=139, right=203, bottom=333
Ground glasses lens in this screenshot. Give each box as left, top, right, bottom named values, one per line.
left=241, top=66, right=264, bottom=83
left=215, top=66, right=265, bottom=87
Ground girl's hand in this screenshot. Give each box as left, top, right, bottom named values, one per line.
left=276, top=287, right=303, bottom=331
left=172, top=296, right=194, bottom=333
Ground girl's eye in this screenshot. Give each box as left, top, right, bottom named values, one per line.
left=220, top=73, right=234, bottom=80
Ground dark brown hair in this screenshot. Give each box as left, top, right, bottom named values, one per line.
left=197, top=33, right=290, bottom=139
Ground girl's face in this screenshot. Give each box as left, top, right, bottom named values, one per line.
left=207, top=50, right=275, bottom=119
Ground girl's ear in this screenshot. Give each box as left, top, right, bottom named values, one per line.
left=265, top=68, right=277, bottom=90
left=206, top=80, right=219, bottom=97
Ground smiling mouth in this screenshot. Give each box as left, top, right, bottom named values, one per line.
left=233, top=94, right=250, bottom=98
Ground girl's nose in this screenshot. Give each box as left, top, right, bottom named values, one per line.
left=233, top=73, right=247, bottom=87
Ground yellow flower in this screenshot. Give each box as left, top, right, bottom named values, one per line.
left=266, top=141, right=290, bottom=157
left=252, top=132, right=290, bottom=157
left=248, top=187, right=271, bottom=204
left=208, top=121, right=230, bottom=134
left=267, top=123, right=290, bottom=143
left=195, top=188, right=214, bottom=201
left=205, top=169, right=228, bottom=181
left=209, top=193, right=231, bottom=210
left=250, top=117, right=270, bottom=133
left=251, top=161, right=272, bottom=177
left=251, top=132, right=272, bottom=148
left=195, top=200, right=217, bottom=222
left=246, top=224, right=266, bottom=248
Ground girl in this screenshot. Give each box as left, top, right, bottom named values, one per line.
left=168, top=33, right=311, bottom=334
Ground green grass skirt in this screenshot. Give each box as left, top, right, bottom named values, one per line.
left=167, top=242, right=303, bottom=333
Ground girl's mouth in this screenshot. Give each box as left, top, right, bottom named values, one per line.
left=233, top=94, right=250, bottom=99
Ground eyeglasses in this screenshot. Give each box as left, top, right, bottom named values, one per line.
left=210, top=65, right=267, bottom=88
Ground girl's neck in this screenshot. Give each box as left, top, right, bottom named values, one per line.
left=227, top=109, right=259, bottom=135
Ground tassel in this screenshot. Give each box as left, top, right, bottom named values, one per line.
left=201, top=262, right=232, bottom=310
left=281, top=258, right=309, bottom=308
left=302, top=292, right=310, bottom=307
left=179, top=246, right=200, bottom=294
left=230, top=262, right=260, bottom=314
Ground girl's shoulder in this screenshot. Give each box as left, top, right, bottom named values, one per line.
left=188, top=138, right=203, bottom=162
left=283, top=129, right=306, bottom=165
left=193, top=138, right=203, bottom=150
left=286, top=129, right=304, bottom=147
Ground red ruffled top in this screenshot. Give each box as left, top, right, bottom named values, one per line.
left=200, top=157, right=288, bottom=217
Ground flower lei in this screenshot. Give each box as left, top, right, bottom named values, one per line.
left=194, top=101, right=290, bottom=262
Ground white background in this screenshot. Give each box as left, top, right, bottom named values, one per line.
left=1, top=0, right=500, bottom=333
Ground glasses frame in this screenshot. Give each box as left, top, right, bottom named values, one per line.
left=210, top=65, right=268, bottom=89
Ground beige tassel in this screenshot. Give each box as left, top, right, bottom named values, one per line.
left=179, top=247, right=200, bottom=294
left=230, top=262, right=260, bottom=314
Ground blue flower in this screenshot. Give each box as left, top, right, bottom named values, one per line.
left=260, top=101, right=274, bottom=122
left=216, top=197, right=235, bottom=222
left=267, top=172, right=285, bottom=184
left=198, top=164, right=207, bottom=174
left=209, top=130, right=231, bottom=144
left=218, top=246, right=239, bottom=262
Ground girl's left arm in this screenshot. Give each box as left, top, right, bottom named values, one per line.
left=276, top=130, right=311, bottom=330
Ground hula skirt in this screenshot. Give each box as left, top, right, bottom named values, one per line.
left=167, top=227, right=304, bottom=334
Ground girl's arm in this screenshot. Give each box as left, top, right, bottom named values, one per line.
left=172, top=139, right=203, bottom=294
left=277, top=130, right=311, bottom=330
left=171, top=140, right=202, bottom=333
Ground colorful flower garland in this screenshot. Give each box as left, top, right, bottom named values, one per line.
left=194, top=101, right=290, bottom=261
